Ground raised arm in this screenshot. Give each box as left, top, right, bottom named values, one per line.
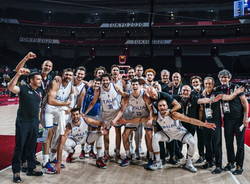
left=7, top=68, right=29, bottom=94
left=15, top=52, right=37, bottom=72
left=171, top=112, right=216, bottom=129
left=221, top=87, right=245, bottom=101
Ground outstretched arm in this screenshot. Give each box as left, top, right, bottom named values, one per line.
left=171, top=112, right=216, bottom=129
left=83, top=115, right=104, bottom=127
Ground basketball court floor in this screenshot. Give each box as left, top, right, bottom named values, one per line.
left=0, top=105, right=250, bottom=184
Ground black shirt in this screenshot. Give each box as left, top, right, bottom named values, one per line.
left=158, top=81, right=171, bottom=94
left=174, top=94, right=199, bottom=119
left=215, top=83, right=244, bottom=120
left=201, top=90, right=222, bottom=123
left=152, top=92, right=174, bottom=112
left=17, top=84, right=42, bottom=121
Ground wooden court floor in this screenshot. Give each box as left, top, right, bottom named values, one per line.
left=0, top=105, right=250, bottom=184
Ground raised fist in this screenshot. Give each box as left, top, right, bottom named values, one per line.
left=25, top=52, right=37, bottom=60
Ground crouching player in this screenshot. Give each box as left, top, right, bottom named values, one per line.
left=56, top=108, right=107, bottom=173
left=118, top=99, right=216, bottom=172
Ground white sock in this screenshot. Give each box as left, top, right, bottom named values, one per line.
left=155, top=153, right=160, bottom=162
left=186, top=156, right=192, bottom=165
left=97, top=148, right=102, bottom=158
left=43, top=154, right=49, bottom=166
left=149, top=152, right=154, bottom=160
left=125, top=150, right=130, bottom=158
left=49, top=152, right=56, bottom=161
left=81, top=144, right=85, bottom=151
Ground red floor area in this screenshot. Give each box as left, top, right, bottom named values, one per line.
left=0, top=135, right=41, bottom=170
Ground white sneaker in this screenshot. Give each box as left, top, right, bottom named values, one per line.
left=184, top=163, right=197, bottom=173
left=148, top=161, right=163, bottom=171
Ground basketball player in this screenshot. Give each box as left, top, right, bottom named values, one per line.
left=119, top=99, right=216, bottom=172
left=84, top=73, right=127, bottom=162
left=55, top=108, right=107, bottom=173
left=73, top=66, right=87, bottom=109
left=42, top=68, right=75, bottom=174
left=110, top=65, right=126, bottom=163
left=112, top=78, right=153, bottom=167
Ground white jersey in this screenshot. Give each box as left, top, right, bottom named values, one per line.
left=156, top=112, right=188, bottom=141
left=56, top=81, right=73, bottom=102
left=100, top=83, right=121, bottom=122
left=124, top=90, right=149, bottom=119
left=73, top=81, right=85, bottom=107
left=125, top=80, right=132, bottom=93
left=68, top=117, right=88, bottom=144
left=112, top=79, right=123, bottom=90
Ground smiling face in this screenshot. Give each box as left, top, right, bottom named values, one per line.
left=76, top=69, right=85, bottom=81
left=191, top=78, right=202, bottom=90
left=146, top=72, right=155, bottom=82
left=172, top=73, right=181, bottom=85
left=42, top=60, right=53, bottom=74
left=128, top=68, right=135, bottom=79
left=181, top=85, right=192, bottom=97
left=63, top=71, right=73, bottom=83
left=219, top=76, right=230, bottom=85
left=102, top=76, right=110, bottom=89
left=30, top=74, right=42, bottom=88
left=96, top=69, right=105, bottom=78
left=204, top=78, right=214, bottom=92
left=71, top=110, right=81, bottom=124
left=158, top=100, right=168, bottom=115
left=161, top=71, right=170, bottom=83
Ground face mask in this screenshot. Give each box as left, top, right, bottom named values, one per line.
left=193, top=85, right=201, bottom=91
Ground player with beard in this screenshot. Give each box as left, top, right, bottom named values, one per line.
left=55, top=108, right=107, bottom=173
left=42, top=68, right=75, bottom=174
left=110, top=65, right=127, bottom=163
left=112, top=78, right=153, bottom=167
left=84, top=73, right=127, bottom=163
left=118, top=99, right=216, bottom=172
left=73, top=66, right=87, bottom=109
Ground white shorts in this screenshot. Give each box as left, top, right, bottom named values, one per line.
left=44, top=104, right=68, bottom=135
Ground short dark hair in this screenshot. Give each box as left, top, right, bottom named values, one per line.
left=63, top=68, right=73, bottom=74
left=93, top=77, right=101, bottom=82
left=190, top=75, right=202, bottom=83
left=76, top=66, right=86, bottom=72
left=131, top=78, right=139, bottom=83
left=135, top=65, right=143, bottom=69
left=71, top=107, right=81, bottom=113
left=101, top=73, right=111, bottom=80
left=111, top=64, right=120, bottom=71
left=28, top=72, right=41, bottom=81
left=94, top=66, right=107, bottom=77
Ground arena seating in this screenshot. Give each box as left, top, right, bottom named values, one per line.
left=0, top=88, right=19, bottom=106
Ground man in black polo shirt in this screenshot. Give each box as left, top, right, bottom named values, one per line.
left=8, top=68, right=43, bottom=183
left=217, top=69, right=249, bottom=175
